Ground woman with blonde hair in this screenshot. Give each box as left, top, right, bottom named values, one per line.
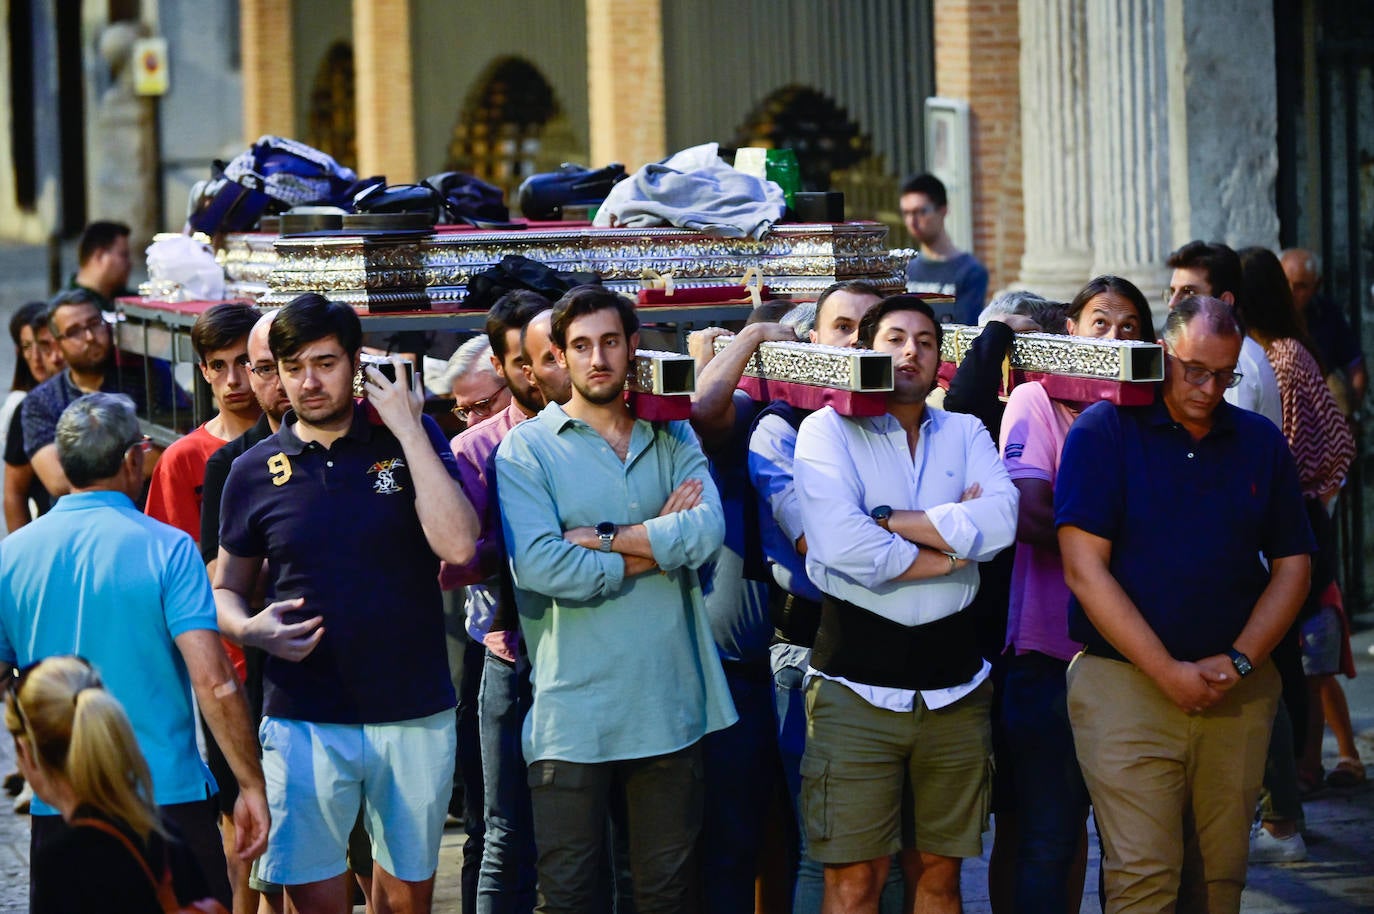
left=6, top=655, right=213, bottom=913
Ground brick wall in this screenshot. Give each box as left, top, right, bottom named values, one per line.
left=587, top=0, right=666, bottom=170
left=354, top=0, right=417, bottom=181
left=933, top=0, right=1024, bottom=297
left=241, top=0, right=296, bottom=142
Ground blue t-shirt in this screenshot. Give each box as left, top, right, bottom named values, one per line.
left=905, top=251, right=990, bottom=325
left=219, top=402, right=460, bottom=724
left=0, top=491, right=219, bottom=815
left=700, top=390, right=772, bottom=664
left=1054, top=397, right=1315, bottom=661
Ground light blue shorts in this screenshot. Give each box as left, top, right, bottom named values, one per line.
left=258, top=709, right=456, bottom=885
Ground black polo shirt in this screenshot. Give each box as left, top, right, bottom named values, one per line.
left=220, top=401, right=461, bottom=724
left=1055, top=396, right=1314, bottom=662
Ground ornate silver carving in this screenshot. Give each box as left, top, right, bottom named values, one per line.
left=712, top=337, right=895, bottom=392
left=220, top=222, right=906, bottom=307
left=940, top=325, right=1164, bottom=381
left=630, top=350, right=696, bottom=396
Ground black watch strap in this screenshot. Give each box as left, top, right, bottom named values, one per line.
left=1226, top=648, right=1253, bottom=678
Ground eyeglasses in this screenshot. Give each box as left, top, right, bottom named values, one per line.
left=901, top=204, right=936, bottom=220
left=452, top=383, right=507, bottom=421
left=57, top=319, right=108, bottom=341
left=1167, top=355, right=1243, bottom=389
left=249, top=363, right=278, bottom=379
left=1163, top=285, right=1205, bottom=305
left=205, top=354, right=252, bottom=378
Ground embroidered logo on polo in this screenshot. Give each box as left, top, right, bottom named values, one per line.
left=368, top=457, right=406, bottom=495
left=267, top=452, right=291, bottom=487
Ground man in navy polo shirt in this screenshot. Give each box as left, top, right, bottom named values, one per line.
left=213, top=293, right=479, bottom=914
left=1056, top=296, right=1313, bottom=914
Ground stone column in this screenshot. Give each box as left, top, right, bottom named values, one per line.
left=586, top=0, right=665, bottom=170
left=240, top=0, right=295, bottom=141
left=1016, top=0, right=1094, bottom=303
left=353, top=0, right=416, bottom=181
left=1085, top=0, right=1174, bottom=307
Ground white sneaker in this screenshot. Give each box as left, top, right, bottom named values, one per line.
left=1249, top=823, right=1307, bottom=863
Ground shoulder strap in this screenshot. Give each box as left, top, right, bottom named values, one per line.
left=72, top=817, right=181, bottom=913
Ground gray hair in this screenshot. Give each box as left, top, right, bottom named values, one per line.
left=782, top=301, right=817, bottom=337
left=55, top=393, right=140, bottom=488
left=435, top=336, right=497, bottom=395
left=978, top=289, right=1049, bottom=325
left=1163, top=295, right=1243, bottom=347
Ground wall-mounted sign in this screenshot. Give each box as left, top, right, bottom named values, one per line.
left=133, top=37, right=169, bottom=97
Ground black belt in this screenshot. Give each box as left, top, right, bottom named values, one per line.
left=769, top=586, right=822, bottom=648
left=811, top=595, right=982, bottom=691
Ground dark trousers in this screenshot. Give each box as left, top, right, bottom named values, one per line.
left=1002, top=651, right=1090, bottom=914
left=457, top=635, right=487, bottom=914
left=698, top=664, right=779, bottom=914
left=529, top=742, right=704, bottom=914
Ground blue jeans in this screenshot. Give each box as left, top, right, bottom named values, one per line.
left=477, top=650, right=537, bottom=914
left=700, top=662, right=781, bottom=913
left=1002, top=651, right=1090, bottom=914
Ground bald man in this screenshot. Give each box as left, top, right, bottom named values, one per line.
left=1281, top=248, right=1366, bottom=409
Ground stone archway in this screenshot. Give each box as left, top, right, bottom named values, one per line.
left=730, top=84, right=873, bottom=193
left=446, top=56, right=581, bottom=199
left=307, top=42, right=356, bottom=170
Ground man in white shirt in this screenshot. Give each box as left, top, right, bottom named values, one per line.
left=793, top=294, right=1018, bottom=914
left=1165, top=241, right=1283, bottom=428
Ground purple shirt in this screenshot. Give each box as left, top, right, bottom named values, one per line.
left=440, top=401, right=529, bottom=591
left=999, top=382, right=1081, bottom=662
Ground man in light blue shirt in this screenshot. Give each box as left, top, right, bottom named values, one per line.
left=496, top=287, right=734, bottom=914
left=794, top=295, right=1018, bottom=914
left=0, top=393, right=268, bottom=907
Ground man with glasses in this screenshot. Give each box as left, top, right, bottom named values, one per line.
left=1165, top=240, right=1282, bottom=428
left=441, top=336, right=512, bottom=428
left=440, top=289, right=561, bottom=914
left=900, top=173, right=988, bottom=325
left=214, top=293, right=479, bottom=914
left=141, top=301, right=261, bottom=911
left=1056, top=296, right=1313, bottom=913
left=0, top=392, right=270, bottom=908
left=20, top=290, right=152, bottom=498
left=67, top=220, right=134, bottom=313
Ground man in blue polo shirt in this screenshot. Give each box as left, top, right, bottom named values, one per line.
left=1056, top=296, right=1313, bottom=914
left=214, top=293, right=479, bottom=914
left=0, top=393, right=268, bottom=907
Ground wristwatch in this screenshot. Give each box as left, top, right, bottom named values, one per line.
left=595, top=521, right=617, bottom=553
left=1226, top=647, right=1253, bottom=678
left=870, top=505, right=893, bottom=531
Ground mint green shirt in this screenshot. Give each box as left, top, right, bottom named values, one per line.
left=496, top=403, right=737, bottom=764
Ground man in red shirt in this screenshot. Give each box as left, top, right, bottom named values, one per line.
left=145, top=302, right=262, bottom=537
left=144, top=300, right=261, bottom=913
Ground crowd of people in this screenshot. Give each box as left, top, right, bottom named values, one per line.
left=0, top=204, right=1367, bottom=914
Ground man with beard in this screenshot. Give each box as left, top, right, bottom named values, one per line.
left=441, top=289, right=556, bottom=914
left=213, top=293, right=479, bottom=914
left=21, top=290, right=150, bottom=497
left=496, top=286, right=734, bottom=913
left=793, top=294, right=1017, bottom=914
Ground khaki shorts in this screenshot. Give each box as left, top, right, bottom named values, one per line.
left=801, top=676, right=993, bottom=864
